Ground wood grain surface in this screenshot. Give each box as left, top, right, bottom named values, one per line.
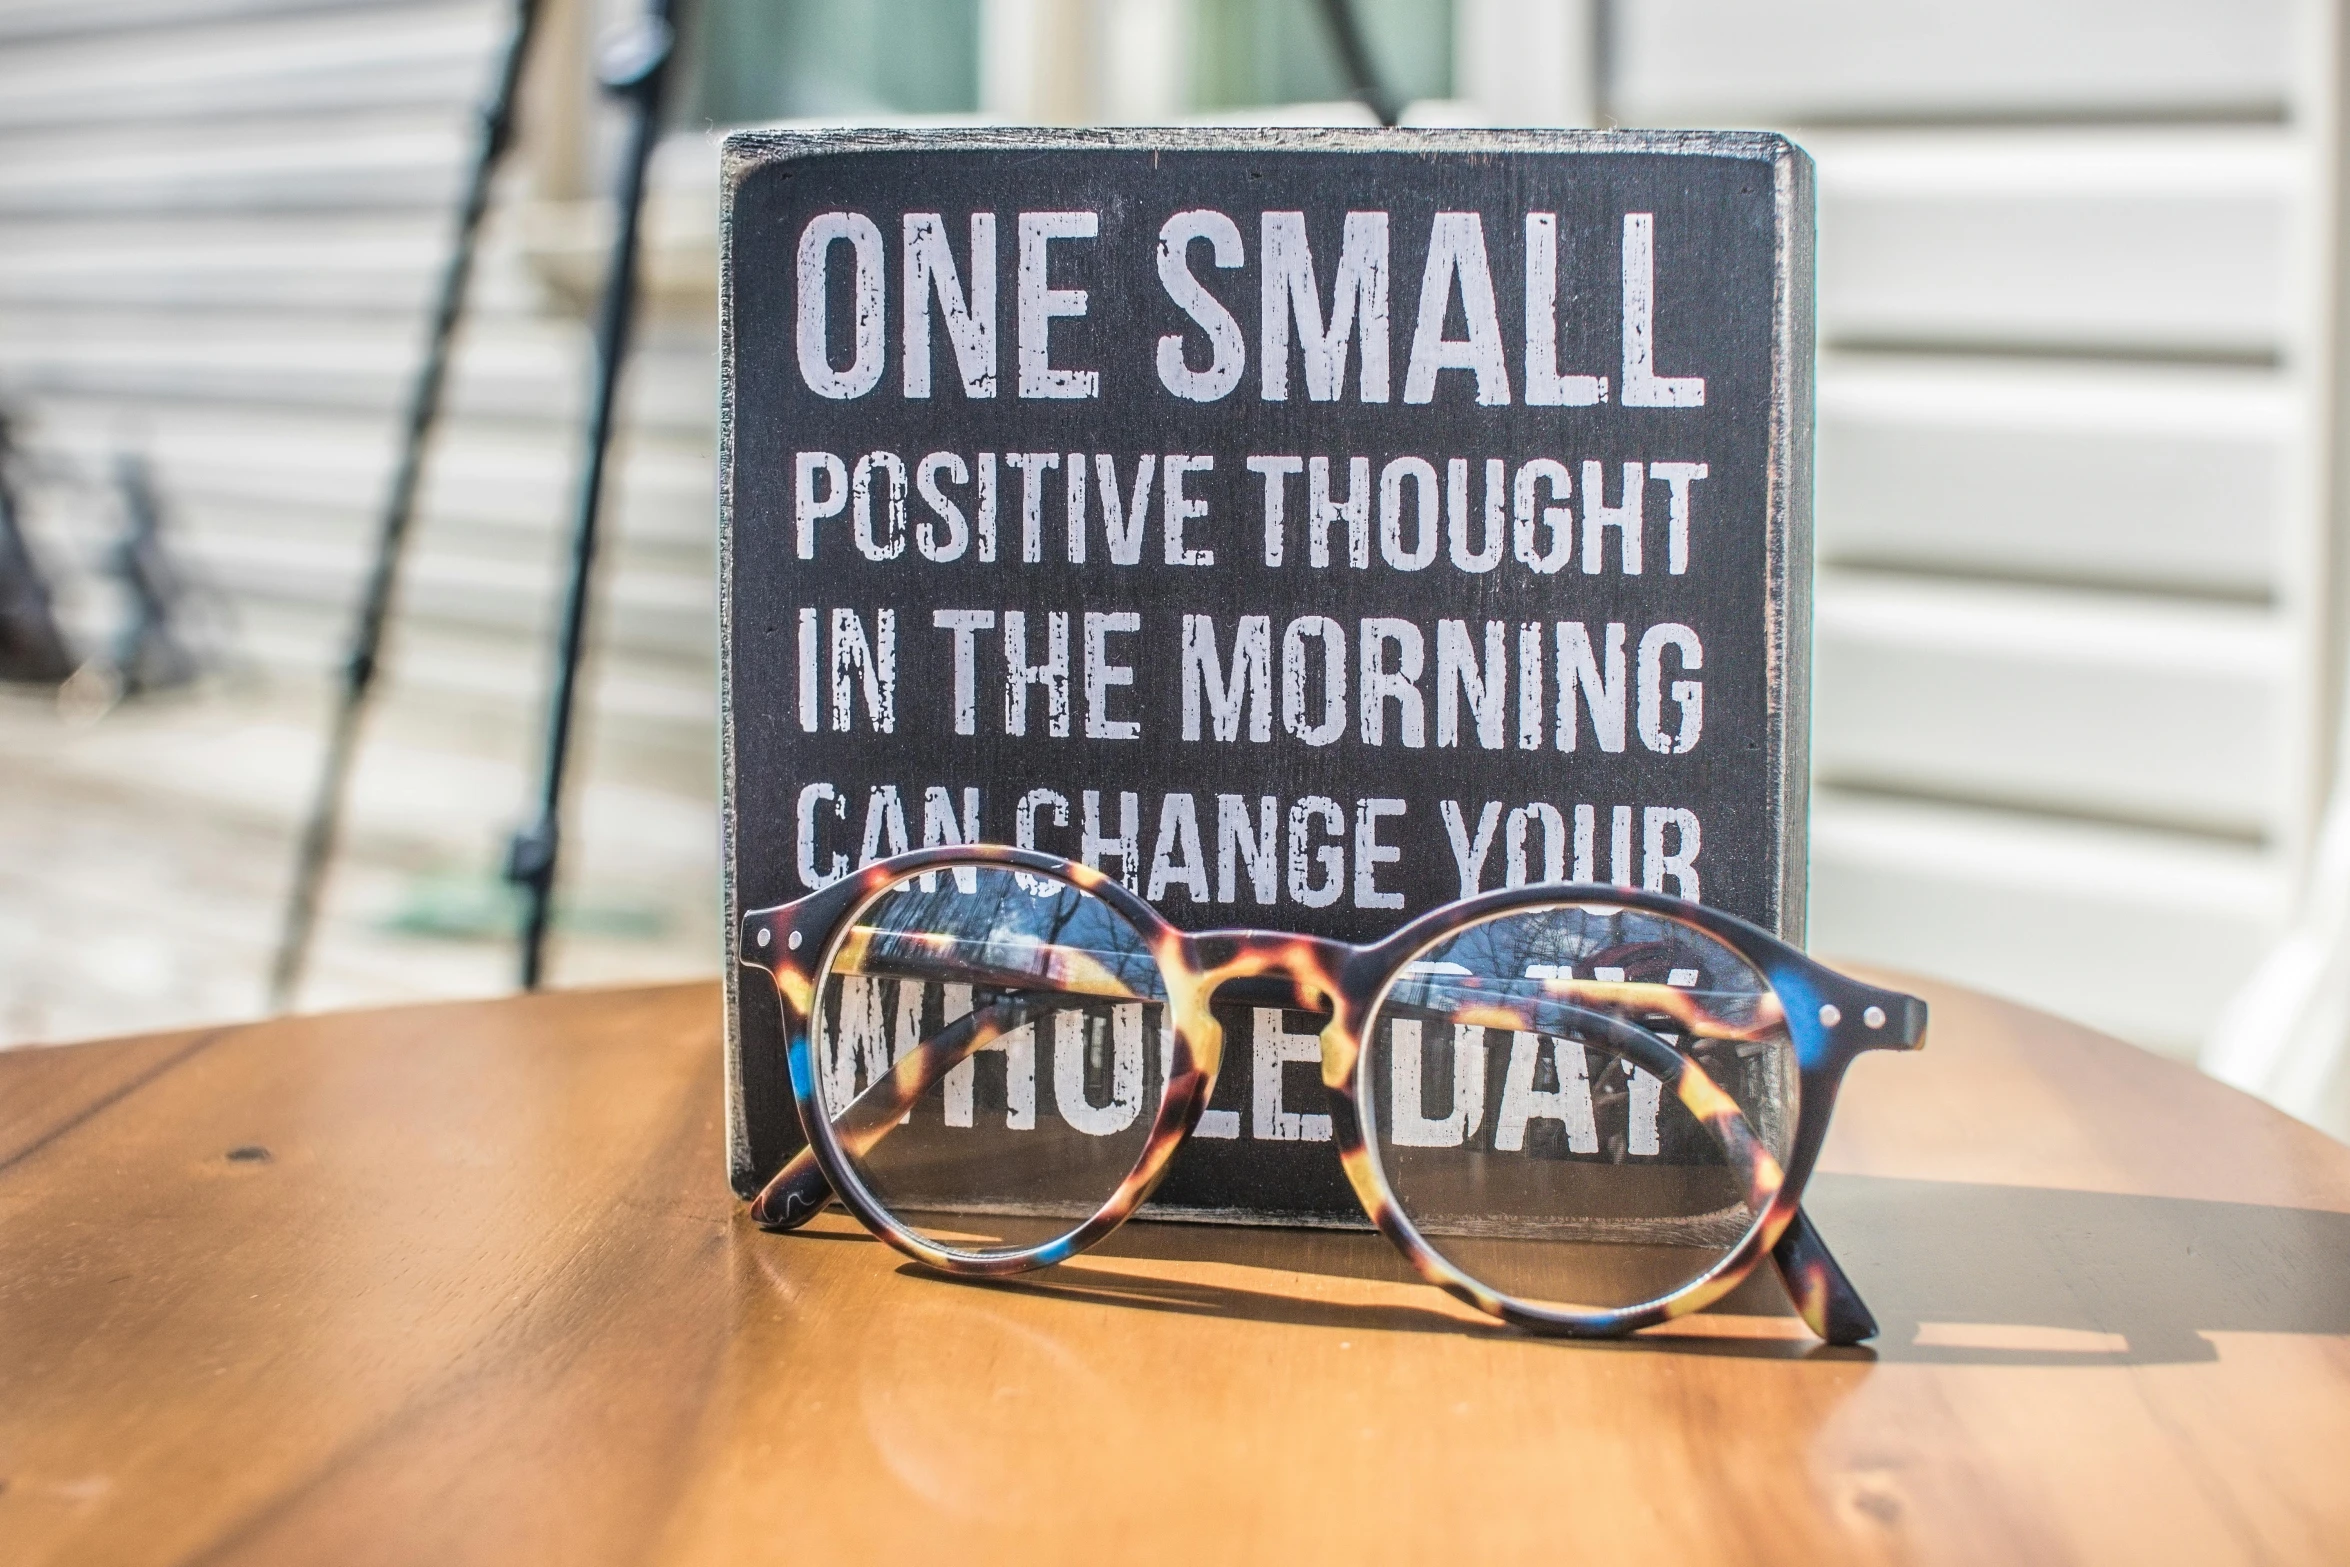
left=3, top=976, right=2347, bottom=1565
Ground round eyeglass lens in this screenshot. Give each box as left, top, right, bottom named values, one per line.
left=1361, top=902, right=1797, bottom=1312
left=811, top=863, right=1172, bottom=1258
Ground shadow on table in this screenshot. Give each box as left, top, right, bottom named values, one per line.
left=862, top=1172, right=2350, bottom=1366
left=1802, top=1172, right=2350, bottom=1366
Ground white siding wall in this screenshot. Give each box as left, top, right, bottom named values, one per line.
left=1601, top=0, right=2334, bottom=1056
left=0, top=0, right=721, bottom=1006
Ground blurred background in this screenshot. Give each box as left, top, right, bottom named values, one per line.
left=4, top=0, right=2348, bottom=1139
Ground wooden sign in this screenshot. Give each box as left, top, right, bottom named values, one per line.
left=720, top=128, right=1814, bottom=1223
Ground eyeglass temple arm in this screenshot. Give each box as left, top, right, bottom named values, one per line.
left=749, top=1143, right=834, bottom=1229
left=751, top=996, right=1041, bottom=1229
left=1771, top=1206, right=1877, bottom=1345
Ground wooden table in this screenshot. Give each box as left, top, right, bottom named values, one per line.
left=4, top=977, right=2348, bottom=1565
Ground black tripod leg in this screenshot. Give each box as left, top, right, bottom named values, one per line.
left=1314, top=0, right=1403, bottom=126
left=507, top=0, right=675, bottom=989
left=269, top=0, right=544, bottom=1012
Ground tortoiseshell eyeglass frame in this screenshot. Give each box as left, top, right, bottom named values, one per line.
left=739, top=843, right=1926, bottom=1345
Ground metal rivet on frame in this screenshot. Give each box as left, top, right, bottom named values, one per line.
left=756, top=927, right=771, bottom=947
left=1818, top=1004, right=1842, bottom=1028
left=787, top=930, right=803, bottom=950
left=1863, top=1005, right=1887, bottom=1030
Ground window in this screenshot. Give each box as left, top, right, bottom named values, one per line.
left=673, top=0, right=981, bottom=127
left=1190, top=0, right=1452, bottom=114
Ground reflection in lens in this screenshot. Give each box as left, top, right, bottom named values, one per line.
left=813, top=864, right=1170, bottom=1257
left=1361, top=903, right=1796, bottom=1312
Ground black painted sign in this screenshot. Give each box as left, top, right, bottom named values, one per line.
left=720, top=127, right=1814, bottom=1222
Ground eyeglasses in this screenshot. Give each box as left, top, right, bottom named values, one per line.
left=739, top=844, right=1925, bottom=1343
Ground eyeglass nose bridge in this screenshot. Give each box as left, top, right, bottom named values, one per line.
left=1182, top=931, right=1356, bottom=1019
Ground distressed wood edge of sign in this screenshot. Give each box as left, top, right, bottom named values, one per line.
left=1768, top=140, right=1817, bottom=947
left=717, top=150, right=751, bottom=1190
left=715, top=123, right=1805, bottom=192
left=714, top=127, right=1821, bottom=1199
